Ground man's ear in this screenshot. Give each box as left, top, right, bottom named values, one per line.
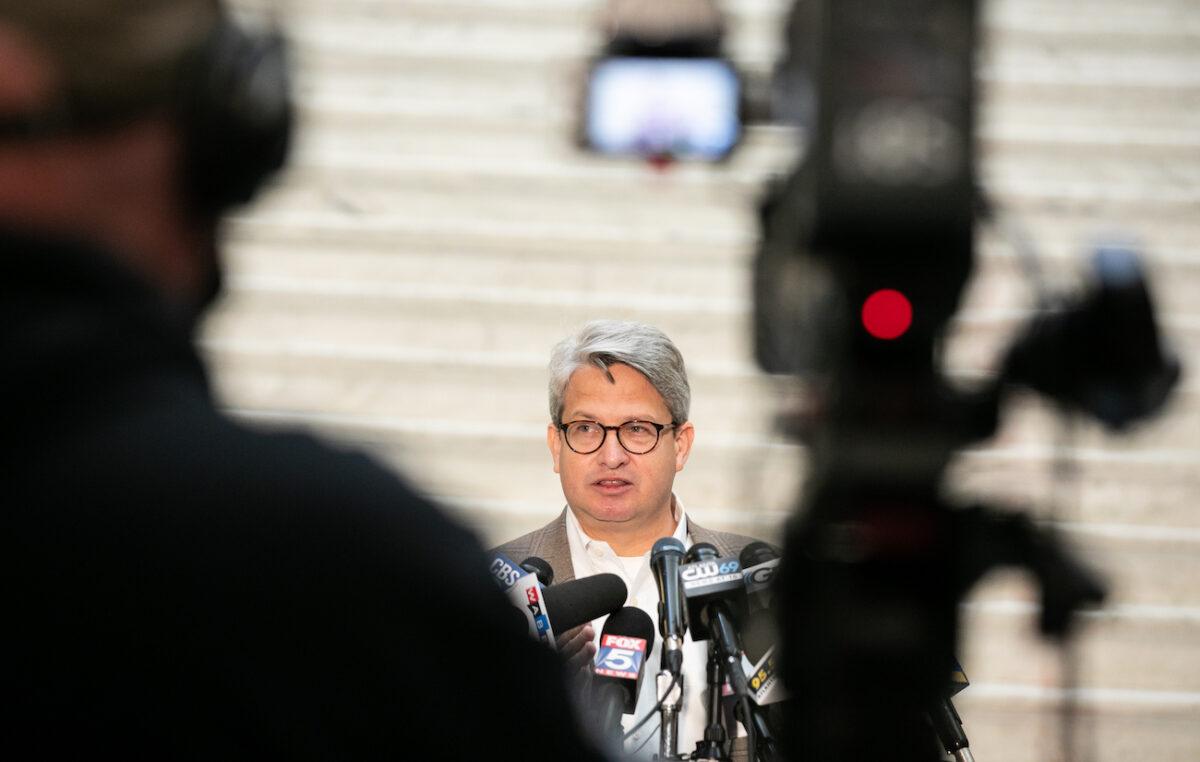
left=673, top=421, right=695, bottom=472
left=546, top=423, right=562, bottom=474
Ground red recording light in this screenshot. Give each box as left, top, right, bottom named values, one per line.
left=861, top=289, right=913, bottom=340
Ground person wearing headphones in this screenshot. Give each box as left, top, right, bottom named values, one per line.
left=0, top=2, right=603, bottom=759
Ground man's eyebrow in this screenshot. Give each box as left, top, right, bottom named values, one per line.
left=565, top=411, right=664, bottom=422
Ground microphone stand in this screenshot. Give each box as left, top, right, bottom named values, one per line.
left=657, top=668, right=684, bottom=760
left=692, top=645, right=729, bottom=761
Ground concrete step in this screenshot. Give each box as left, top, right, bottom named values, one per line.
left=230, top=405, right=805, bottom=531
left=293, top=71, right=1200, bottom=160
left=203, top=279, right=756, bottom=361
left=955, top=244, right=1200, bottom=334
left=226, top=405, right=1200, bottom=546
left=961, top=584, right=1200, bottom=694
left=282, top=0, right=790, bottom=27
left=284, top=10, right=783, bottom=74
left=222, top=238, right=755, bottom=303
left=279, top=0, right=1198, bottom=42
left=204, top=340, right=782, bottom=432
left=228, top=202, right=1198, bottom=302
left=202, top=333, right=1200, bottom=450
left=945, top=444, right=1200, bottom=533
left=276, top=0, right=1200, bottom=71
left=953, top=693, right=1199, bottom=762
left=223, top=202, right=1200, bottom=300
left=204, top=270, right=1199, bottom=362
left=221, top=226, right=1199, bottom=303
left=276, top=132, right=1199, bottom=209
left=251, top=112, right=1200, bottom=213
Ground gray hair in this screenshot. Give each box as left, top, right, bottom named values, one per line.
left=549, top=320, right=690, bottom=424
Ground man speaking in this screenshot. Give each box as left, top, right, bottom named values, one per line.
left=0, top=2, right=602, bottom=759
left=495, top=320, right=767, bottom=758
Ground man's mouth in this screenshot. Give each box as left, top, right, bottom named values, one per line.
left=593, top=479, right=632, bottom=492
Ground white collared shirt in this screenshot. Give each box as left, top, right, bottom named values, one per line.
left=565, top=498, right=715, bottom=759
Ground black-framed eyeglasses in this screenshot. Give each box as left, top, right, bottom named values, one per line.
left=558, top=419, right=677, bottom=455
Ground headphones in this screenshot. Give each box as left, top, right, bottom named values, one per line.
left=179, top=16, right=293, bottom=215
left=0, top=12, right=294, bottom=216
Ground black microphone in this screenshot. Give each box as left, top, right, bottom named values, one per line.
left=592, top=607, right=656, bottom=746
left=681, top=542, right=750, bottom=697
left=521, top=556, right=555, bottom=586
left=737, top=544, right=786, bottom=760
left=543, top=573, right=627, bottom=634
left=740, top=540, right=779, bottom=571
left=488, top=551, right=625, bottom=645
left=739, top=542, right=780, bottom=661
left=928, top=659, right=974, bottom=761
left=650, top=536, right=688, bottom=676
left=739, top=542, right=786, bottom=708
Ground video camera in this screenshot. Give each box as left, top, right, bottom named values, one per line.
left=576, top=0, right=1180, bottom=759
left=750, top=1, right=1180, bottom=761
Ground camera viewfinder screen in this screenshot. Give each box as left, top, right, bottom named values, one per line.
left=585, top=57, right=741, bottom=161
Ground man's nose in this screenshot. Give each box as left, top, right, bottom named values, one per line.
left=598, top=429, right=628, bottom=467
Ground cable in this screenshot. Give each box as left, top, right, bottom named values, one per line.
left=623, top=673, right=680, bottom=741
left=1051, top=415, right=1087, bottom=762
left=626, top=720, right=660, bottom=756
left=979, top=194, right=1053, bottom=310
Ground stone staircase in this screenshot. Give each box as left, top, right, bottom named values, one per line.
left=207, top=0, right=1199, bottom=759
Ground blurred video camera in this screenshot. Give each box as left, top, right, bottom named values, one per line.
left=750, top=1, right=1180, bottom=761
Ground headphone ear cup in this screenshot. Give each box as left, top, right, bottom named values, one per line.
left=180, top=19, right=293, bottom=214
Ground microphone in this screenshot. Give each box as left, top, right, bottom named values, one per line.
left=928, top=659, right=974, bottom=761
left=487, top=552, right=626, bottom=647
left=592, top=607, right=656, bottom=746
left=737, top=544, right=787, bottom=761
left=650, top=537, right=688, bottom=676
left=650, top=537, right=689, bottom=760
left=521, top=556, right=554, bottom=586
left=543, top=573, right=628, bottom=634
left=740, top=540, right=778, bottom=571
left=741, top=541, right=779, bottom=604
left=738, top=543, right=786, bottom=706
left=681, top=542, right=750, bottom=697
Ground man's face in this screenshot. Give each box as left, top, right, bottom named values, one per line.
left=547, top=362, right=694, bottom=533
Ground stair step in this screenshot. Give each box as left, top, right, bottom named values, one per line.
left=226, top=407, right=1200, bottom=544
left=961, top=591, right=1200, bottom=694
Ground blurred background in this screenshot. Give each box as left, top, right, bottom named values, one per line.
left=202, top=0, right=1198, bottom=759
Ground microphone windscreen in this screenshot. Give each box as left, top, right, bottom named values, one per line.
left=521, top=556, right=555, bottom=587
left=651, top=536, right=685, bottom=563
left=544, top=573, right=627, bottom=633
left=739, top=541, right=779, bottom=568
left=600, top=605, right=656, bottom=644
left=684, top=541, right=718, bottom=563
left=595, top=606, right=655, bottom=714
